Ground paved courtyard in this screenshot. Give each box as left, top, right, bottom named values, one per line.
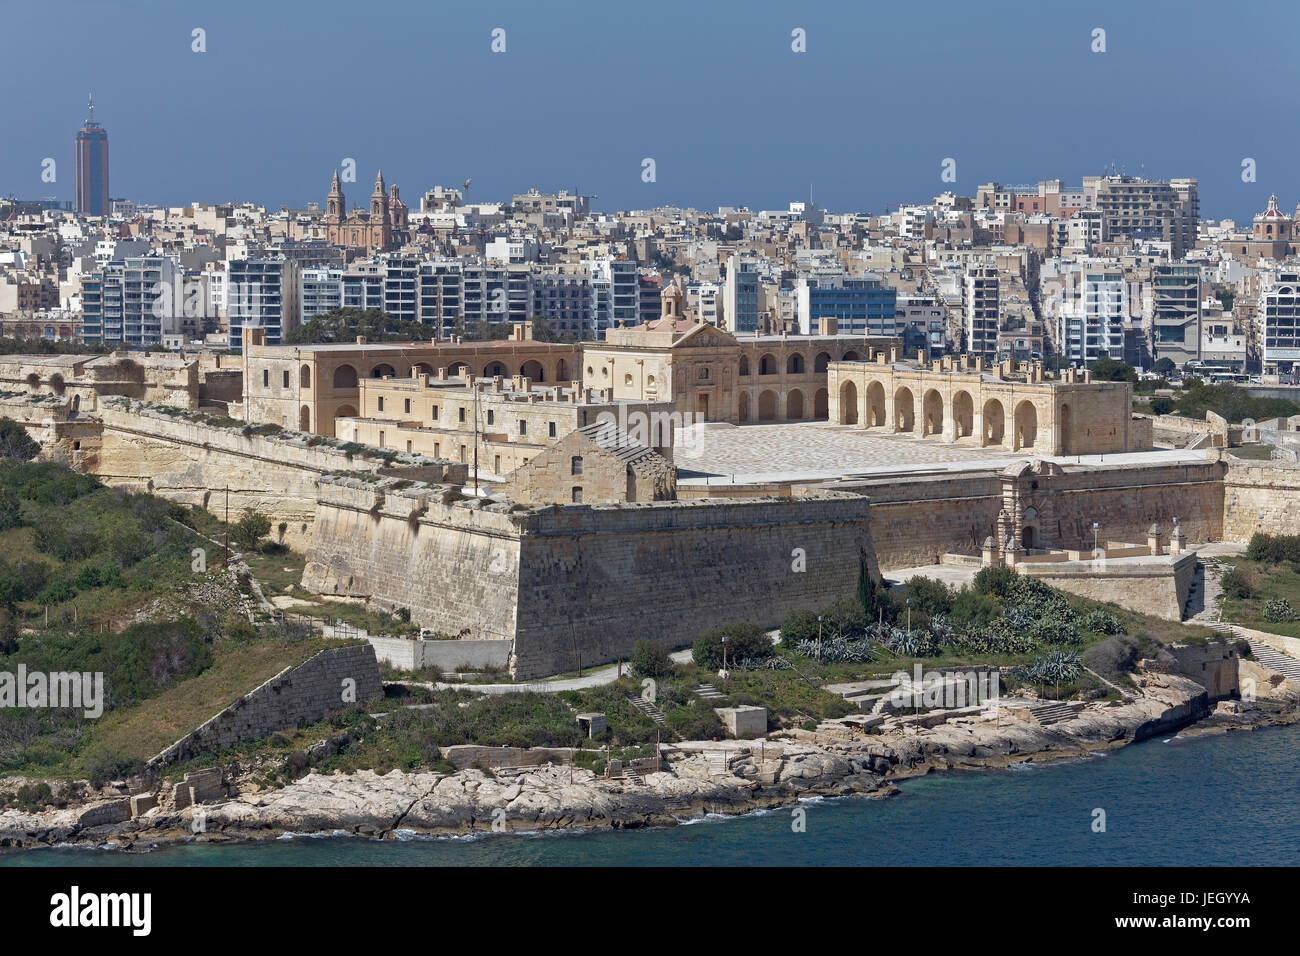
left=673, top=421, right=1206, bottom=484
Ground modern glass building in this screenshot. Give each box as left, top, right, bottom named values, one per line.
left=797, top=275, right=897, bottom=336
left=75, top=96, right=109, bottom=217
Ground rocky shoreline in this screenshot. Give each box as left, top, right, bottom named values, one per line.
left=1, top=671, right=1295, bottom=853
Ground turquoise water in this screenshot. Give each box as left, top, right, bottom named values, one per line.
left=6, top=724, right=1299, bottom=866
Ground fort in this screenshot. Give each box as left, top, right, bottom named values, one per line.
left=6, top=322, right=1300, bottom=678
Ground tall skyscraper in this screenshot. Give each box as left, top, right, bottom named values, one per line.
left=75, top=94, right=109, bottom=217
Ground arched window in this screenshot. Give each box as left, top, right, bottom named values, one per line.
left=571, top=456, right=584, bottom=475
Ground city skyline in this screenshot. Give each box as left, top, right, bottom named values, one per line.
left=2, top=0, right=1297, bottom=220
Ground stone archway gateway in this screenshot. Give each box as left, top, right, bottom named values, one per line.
left=786, top=388, right=804, bottom=420
left=922, top=389, right=944, bottom=438
left=758, top=390, right=778, bottom=421
left=894, top=387, right=914, bottom=432
left=813, top=388, right=829, bottom=419
left=1014, top=400, right=1038, bottom=451
left=982, top=398, right=1005, bottom=446
left=953, top=390, right=974, bottom=438
left=866, top=381, right=886, bottom=427
left=839, top=380, right=858, bottom=425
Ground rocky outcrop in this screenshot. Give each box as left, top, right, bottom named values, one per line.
left=0, top=671, right=1279, bottom=851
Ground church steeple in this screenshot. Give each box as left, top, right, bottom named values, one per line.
left=370, top=170, right=387, bottom=220
left=327, top=169, right=345, bottom=220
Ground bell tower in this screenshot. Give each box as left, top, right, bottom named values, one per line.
left=327, top=170, right=344, bottom=221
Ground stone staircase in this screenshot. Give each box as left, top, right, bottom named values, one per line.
left=1026, top=700, right=1081, bottom=726
left=628, top=695, right=682, bottom=740
left=1241, top=636, right=1300, bottom=683
left=618, top=766, right=644, bottom=786
left=693, top=684, right=725, bottom=701
left=703, top=750, right=730, bottom=776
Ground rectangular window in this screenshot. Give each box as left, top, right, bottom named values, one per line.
left=262, top=369, right=269, bottom=387
left=404, top=398, right=411, bottom=414
left=432, top=406, right=439, bottom=421
left=378, top=397, right=384, bottom=412
left=282, top=370, right=289, bottom=388
left=519, top=420, right=527, bottom=435
left=549, top=421, right=557, bottom=438
left=458, top=407, right=465, bottom=423
left=571, top=486, right=583, bottom=503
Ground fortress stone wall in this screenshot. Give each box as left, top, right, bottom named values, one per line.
left=149, top=643, right=382, bottom=767
left=1222, top=459, right=1300, bottom=540
left=303, top=477, right=880, bottom=678
left=3, top=396, right=461, bottom=550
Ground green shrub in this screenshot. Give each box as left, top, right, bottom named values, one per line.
left=1247, top=532, right=1300, bottom=565
left=1081, top=634, right=1139, bottom=679
left=1149, top=396, right=1175, bottom=416
left=1220, top=566, right=1255, bottom=599
left=693, top=622, right=772, bottom=670
left=0, top=488, right=21, bottom=532
left=0, top=419, right=40, bottom=461
left=902, top=576, right=953, bottom=618
left=1263, top=598, right=1299, bottom=623
left=950, top=586, right=1002, bottom=627
left=974, top=565, right=1019, bottom=598
left=666, top=706, right=725, bottom=741
left=780, top=608, right=821, bottom=647
left=629, top=639, right=674, bottom=679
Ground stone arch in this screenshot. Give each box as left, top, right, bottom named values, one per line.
left=411, top=362, right=433, bottom=377
left=839, top=380, right=859, bottom=425
left=739, top=392, right=750, bottom=423
left=336, top=403, right=358, bottom=420
left=982, top=399, right=1005, bottom=446
left=332, top=364, right=358, bottom=388
left=813, top=387, right=829, bottom=419
left=894, top=386, right=915, bottom=432
left=842, top=350, right=861, bottom=362
left=814, top=351, right=831, bottom=373
left=786, top=353, right=805, bottom=375
left=1059, top=403, right=1073, bottom=455
left=866, top=380, right=886, bottom=427
left=483, top=361, right=509, bottom=378
left=739, top=355, right=750, bottom=376
left=371, top=363, right=397, bottom=379
left=300, top=364, right=312, bottom=388
left=759, top=353, right=778, bottom=375
left=922, top=389, right=944, bottom=438
left=1021, top=506, right=1040, bottom=550
left=952, top=390, right=974, bottom=438
left=758, top=389, right=778, bottom=421
left=520, top=359, right=545, bottom=382
left=299, top=405, right=311, bottom=431
left=787, top=388, right=804, bottom=420
left=1014, top=400, right=1038, bottom=451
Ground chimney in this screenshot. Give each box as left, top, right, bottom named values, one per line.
left=889, top=345, right=901, bottom=363
left=418, top=373, right=429, bottom=387
left=876, top=349, right=887, bottom=365
left=493, top=375, right=503, bottom=392
left=818, top=316, right=838, bottom=335
left=437, top=366, right=449, bottom=381
left=918, top=349, right=928, bottom=366
left=356, top=335, right=367, bottom=345
left=975, top=356, right=986, bottom=373
left=1147, top=523, right=1163, bottom=556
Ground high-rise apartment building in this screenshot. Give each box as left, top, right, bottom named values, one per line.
left=1091, top=175, right=1198, bottom=258
left=227, top=258, right=299, bottom=350
left=723, top=255, right=761, bottom=332
left=1151, top=264, right=1202, bottom=367
left=74, top=95, right=109, bottom=217
left=963, top=266, right=1000, bottom=357
left=1261, top=266, right=1300, bottom=374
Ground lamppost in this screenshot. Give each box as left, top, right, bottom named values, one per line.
left=720, top=635, right=727, bottom=682
left=817, top=615, right=824, bottom=661
left=1092, top=521, right=1100, bottom=559
left=906, top=597, right=912, bottom=633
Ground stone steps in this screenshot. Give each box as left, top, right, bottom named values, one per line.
left=628, top=695, right=683, bottom=740
left=1027, top=701, right=1080, bottom=726
left=1243, top=637, right=1300, bottom=683
left=693, top=683, right=725, bottom=700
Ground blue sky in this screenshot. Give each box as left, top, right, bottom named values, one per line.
left=4, top=0, right=1296, bottom=220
